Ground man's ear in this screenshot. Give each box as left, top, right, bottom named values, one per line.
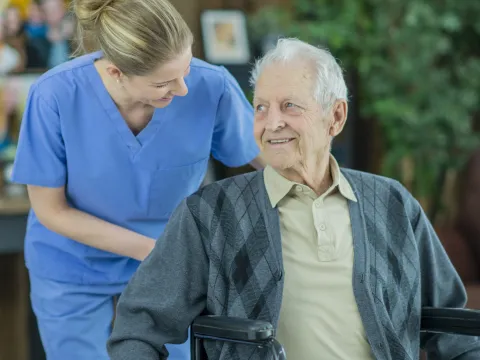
left=329, top=100, right=348, bottom=137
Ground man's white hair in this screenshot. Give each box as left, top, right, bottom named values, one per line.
left=250, top=38, right=348, bottom=111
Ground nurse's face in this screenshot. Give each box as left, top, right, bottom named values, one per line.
left=121, top=48, right=192, bottom=108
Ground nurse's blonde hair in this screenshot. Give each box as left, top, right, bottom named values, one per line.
left=72, top=0, right=193, bottom=76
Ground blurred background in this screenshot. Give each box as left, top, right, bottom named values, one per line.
left=0, top=0, right=479, bottom=359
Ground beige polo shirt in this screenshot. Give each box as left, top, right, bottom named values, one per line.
left=264, top=156, right=374, bottom=359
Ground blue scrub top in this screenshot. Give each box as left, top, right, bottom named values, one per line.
left=12, top=52, right=259, bottom=285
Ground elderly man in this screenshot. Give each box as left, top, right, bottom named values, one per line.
left=107, top=38, right=480, bottom=360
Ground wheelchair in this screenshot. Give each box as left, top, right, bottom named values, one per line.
left=191, top=307, right=480, bottom=359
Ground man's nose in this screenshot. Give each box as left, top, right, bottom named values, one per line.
left=265, top=108, right=285, bottom=131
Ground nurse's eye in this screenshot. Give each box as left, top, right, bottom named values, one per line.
left=155, top=83, right=169, bottom=89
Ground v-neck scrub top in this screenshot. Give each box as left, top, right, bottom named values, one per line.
left=12, top=52, right=259, bottom=285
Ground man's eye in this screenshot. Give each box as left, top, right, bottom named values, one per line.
left=155, top=84, right=168, bottom=88
left=255, top=104, right=266, bottom=112
left=285, top=102, right=296, bottom=108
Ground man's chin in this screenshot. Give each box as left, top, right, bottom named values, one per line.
left=266, top=154, right=296, bottom=171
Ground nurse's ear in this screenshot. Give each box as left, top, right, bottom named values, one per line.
left=105, top=63, right=124, bottom=84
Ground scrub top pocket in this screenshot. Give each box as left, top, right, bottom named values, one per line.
left=148, top=156, right=209, bottom=218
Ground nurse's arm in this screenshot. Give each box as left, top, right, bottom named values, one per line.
left=108, top=198, right=208, bottom=359
left=27, top=185, right=155, bottom=261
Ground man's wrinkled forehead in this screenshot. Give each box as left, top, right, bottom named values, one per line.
left=254, top=61, right=316, bottom=102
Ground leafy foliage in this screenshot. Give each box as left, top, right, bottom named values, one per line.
left=249, top=0, right=480, bottom=217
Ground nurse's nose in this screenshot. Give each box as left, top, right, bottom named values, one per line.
left=172, top=77, right=188, bottom=97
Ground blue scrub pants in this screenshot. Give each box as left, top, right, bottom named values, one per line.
left=29, top=272, right=191, bottom=360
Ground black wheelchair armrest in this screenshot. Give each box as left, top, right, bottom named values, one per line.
left=192, top=315, right=274, bottom=343
left=421, top=307, right=480, bottom=336
left=191, top=316, right=286, bottom=360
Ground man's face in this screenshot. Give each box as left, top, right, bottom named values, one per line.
left=253, top=60, right=334, bottom=173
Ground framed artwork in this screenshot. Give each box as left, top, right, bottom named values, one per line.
left=200, top=9, right=251, bottom=65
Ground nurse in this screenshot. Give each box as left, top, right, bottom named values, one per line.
left=11, top=0, right=262, bottom=359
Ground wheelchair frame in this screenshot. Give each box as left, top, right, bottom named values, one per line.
left=191, top=307, right=480, bottom=359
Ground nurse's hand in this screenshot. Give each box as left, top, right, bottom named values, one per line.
left=27, top=185, right=156, bottom=261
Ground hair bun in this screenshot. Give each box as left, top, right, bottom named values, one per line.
left=73, top=0, right=116, bottom=31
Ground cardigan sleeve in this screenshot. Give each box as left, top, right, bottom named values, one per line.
left=107, top=199, right=209, bottom=360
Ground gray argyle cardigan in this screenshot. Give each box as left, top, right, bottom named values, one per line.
left=108, top=169, right=480, bottom=360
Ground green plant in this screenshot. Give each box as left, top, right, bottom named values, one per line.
left=248, top=5, right=291, bottom=47
left=249, top=0, right=480, bottom=220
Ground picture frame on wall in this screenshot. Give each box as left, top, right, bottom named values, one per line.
left=200, top=9, right=251, bottom=65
